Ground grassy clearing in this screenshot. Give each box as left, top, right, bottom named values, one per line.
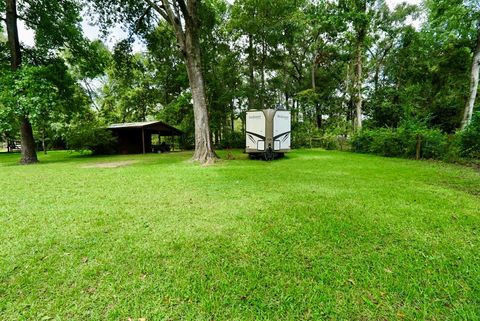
left=0, top=149, right=479, bottom=320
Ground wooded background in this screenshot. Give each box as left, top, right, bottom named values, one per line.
left=1, top=0, right=479, bottom=163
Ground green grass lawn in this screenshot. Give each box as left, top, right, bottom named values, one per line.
left=0, top=149, right=479, bottom=320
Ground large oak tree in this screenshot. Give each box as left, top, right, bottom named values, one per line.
left=2, top=0, right=85, bottom=164
left=91, top=0, right=216, bottom=164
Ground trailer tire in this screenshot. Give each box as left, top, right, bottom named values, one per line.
left=264, top=147, right=274, bottom=161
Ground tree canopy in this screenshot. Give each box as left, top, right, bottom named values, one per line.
left=1, top=0, right=480, bottom=161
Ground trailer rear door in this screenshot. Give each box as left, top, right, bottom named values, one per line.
left=246, top=111, right=266, bottom=151
left=273, top=110, right=291, bottom=151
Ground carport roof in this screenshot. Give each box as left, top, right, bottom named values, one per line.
left=107, top=121, right=183, bottom=135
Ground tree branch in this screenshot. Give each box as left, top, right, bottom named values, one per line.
left=159, top=0, right=186, bottom=54
left=17, top=15, right=36, bottom=26
left=367, top=47, right=376, bottom=58
left=172, top=0, right=184, bottom=33
left=82, top=80, right=101, bottom=112
left=143, top=0, right=169, bottom=22
left=176, top=0, right=189, bottom=18
left=134, top=5, right=152, bottom=32
left=291, top=58, right=303, bottom=80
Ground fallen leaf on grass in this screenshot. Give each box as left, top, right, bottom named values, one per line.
left=84, top=287, right=96, bottom=294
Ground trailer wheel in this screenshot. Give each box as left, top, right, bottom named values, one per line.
left=264, top=147, right=274, bottom=161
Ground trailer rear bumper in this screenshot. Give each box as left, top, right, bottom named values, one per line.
left=246, top=148, right=290, bottom=160
left=245, top=148, right=290, bottom=154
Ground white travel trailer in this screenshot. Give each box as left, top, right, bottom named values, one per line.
left=245, top=109, right=291, bottom=160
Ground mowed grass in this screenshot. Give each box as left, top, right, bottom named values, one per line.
left=0, top=149, right=479, bottom=320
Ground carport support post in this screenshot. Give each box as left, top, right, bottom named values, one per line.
left=142, top=127, right=145, bottom=154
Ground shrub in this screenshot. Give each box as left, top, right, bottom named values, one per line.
left=318, top=128, right=350, bottom=151
left=291, top=122, right=315, bottom=148
left=419, top=128, right=448, bottom=159
left=66, top=123, right=117, bottom=155
left=219, top=131, right=244, bottom=149
left=179, top=134, right=194, bottom=150
left=291, top=123, right=344, bottom=149
left=443, top=134, right=462, bottom=163
left=458, top=112, right=480, bottom=159
left=352, top=129, right=375, bottom=153
left=369, top=128, right=408, bottom=157
left=319, top=133, right=338, bottom=150
left=351, top=124, right=448, bottom=159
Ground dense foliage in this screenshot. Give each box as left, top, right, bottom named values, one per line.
left=66, top=122, right=117, bottom=155
left=351, top=124, right=448, bottom=159
left=0, top=0, right=479, bottom=162
left=459, top=112, right=480, bottom=159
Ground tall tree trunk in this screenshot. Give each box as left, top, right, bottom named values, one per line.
left=6, top=0, right=21, bottom=69
left=316, top=107, right=322, bottom=128
left=260, top=40, right=266, bottom=109
left=6, top=0, right=38, bottom=164
left=291, top=99, right=295, bottom=123
left=145, top=0, right=217, bottom=164
left=149, top=0, right=216, bottom=164
left=311, top=59, right=317, bottom=90
left=186, top=57, right=216, bottom=163
left=248, top=34, right=255, bottom=110
left=5, top=134, right=10, bottom=152
left=222, top=109, right=228, bottom=140
left=184, top=30, right=216, bottom=164
left=373, top=61, right=380, bottom=94
left=230, top=100, right=235, bottom=133
left=293, top=99, right=298, bottom=123
left=354, top=40, right=364, bottom=132
left=42, top=125, right=47, bottom=154
left=353, top=0, right=366, bottom=133
left=312, top=58, right=321, bottom=129
left=344, top=64, right=351, bottom=121
left=461, top=24, right=480, bottom=130
left=20, top=116, right=38, bottom=163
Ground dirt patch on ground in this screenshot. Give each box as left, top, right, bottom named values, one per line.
left=82, top=160, right=138, bottom=169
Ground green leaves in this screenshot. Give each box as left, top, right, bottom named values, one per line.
left=426, top=0, right=478, bottom=41
left=17, top=0, right=85, bottom=54
left=65, top=40, right=112, bottom=80
left=0, top=66, right=58, bottom=120
left=0, top=58, right=85, bottom=134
